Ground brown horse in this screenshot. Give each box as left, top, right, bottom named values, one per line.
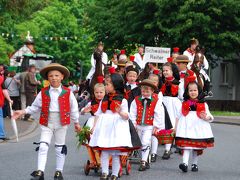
left=191, top=49, right=205, bottom=89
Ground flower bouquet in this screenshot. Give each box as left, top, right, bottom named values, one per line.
left=76, top=126, right=91, bottom=148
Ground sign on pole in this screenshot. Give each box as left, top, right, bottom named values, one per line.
left=143, top=46, right=171, bottom=63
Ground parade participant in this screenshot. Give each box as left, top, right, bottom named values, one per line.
left=183, top=38, right=209, bottom=70
left=116, top=59, right=126, bottom=77
left=89, top=68, right=140, bottom=180
left=147, top=71, right=168, bottom=162
left=129, top=79, right=165, bottom=171
left=134, top=44, right=146, bottom=72
left=86, top=42, right=108, bottom=81
left=13, top=63, right=81, bottom=180
left=160, top=61, right=182, bottom=159
left=124, top=66, right=140, bottom=110
left=175, top=55, right=195, bottom=101
left=81, top=76, right=105, bottom=132
left=175, top=76, right=214, bottom=173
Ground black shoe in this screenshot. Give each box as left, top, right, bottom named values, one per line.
left=174, top=148, right=180, bottom=154
left=179, top=163, right=188, bottom=173
left=30, top=170, right=44, bottom=180
left=138, top=161, right=148, bottom=171
left=146, top=161, right=150, bottom=169
left=110, top=175, right=118, bottom=180
left=191, top=164, right=198, bottom=172
left=162, top=150, right=171, bottom=160
left=54, top=171, right=63, bottom=180
left=100, top=173, right=109, bottom=180
left=0, top=137, right=10, bottom=141
left=151, top=154, right=157, bottom=162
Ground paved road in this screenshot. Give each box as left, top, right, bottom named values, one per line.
left=0, top=115, right=240, bottom=180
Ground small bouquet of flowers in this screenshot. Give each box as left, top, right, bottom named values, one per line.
left=154, top=129, right=175, bottom=145
left=76, top=126, right=91, bottom=148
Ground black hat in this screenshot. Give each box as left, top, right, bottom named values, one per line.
left=126, top=66, right=139, bottom=75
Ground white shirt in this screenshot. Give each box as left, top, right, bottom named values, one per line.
left=134, top=53, right=146, bottom=70
left=129, top=95, right=165, bottom=130
left=126, top=82, right=137, bottom=90
left=86, top=52, right=108, bottom=80
left=25, top=86, right=79, bottom=123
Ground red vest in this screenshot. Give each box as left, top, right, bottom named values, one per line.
left=40, top=86, right=71, bottom=126
left=182, top=101, right=206, bottom=118
left=135, top=94, right=158, bottom=126
left=0, top=76, right=4, bottom=107
left=161, top=82, right=179, bottom=97
left=91, top=99, right=100, bottom=114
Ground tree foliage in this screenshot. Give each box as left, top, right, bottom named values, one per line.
left=0, top=37, right=14, bottom=64
left=87, top=0, right=240, bottom=62
left=0, top=0, right=95, bottom=78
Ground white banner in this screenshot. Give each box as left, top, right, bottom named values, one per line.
left=144, top=46, right=171, bottom=63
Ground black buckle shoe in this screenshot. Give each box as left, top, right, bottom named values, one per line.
left=100, top=173, right=109, bottom=180
left=151, top=154, right=157, bottom=162
left=191, top=164, right=198, bottom=172
left=179, top=163, right=188, bottom=173
left=30, top=170, right=44, bottom=180
left=54, top=171, right=63, bottom=180
left=162, top=150, right=171, bottom=160
left=138, top=161, right=147, bottom=171
left=111, top=175, right=118, bottom=180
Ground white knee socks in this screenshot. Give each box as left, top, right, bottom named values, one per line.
left=101, top=151, right=109, bottom=175
left=192, top=150, right=198, bottom=165
left=183, top=149, right=191, bottom=165
left=151, top=136, right=158, bottom=154
left=112, top=155, right=120, bottom=176
left=182, top=149, right=199, bottom=165
left=55, top=146, right=66, bottom=172
left=38, top=143, right=49, bottom=172
left=101, top=151, right=120, bottom=176
left=165, top=144, right=171, bottom=151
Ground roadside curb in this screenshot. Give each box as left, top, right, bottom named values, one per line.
left=213, top=116, right=240, bottom=126
left=212, top=121, right=240, bottom=126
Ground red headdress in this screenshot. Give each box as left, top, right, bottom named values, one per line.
left=153, top=69, right=160, bottom=75
left=129, top=55, right=135, bottom=62
left=167, top=57, right=173, bottom=63
left=173, top=47, right=180, bottom=53
left=187, top=76, right=196, bottom=83
left=120, top=49, right=126, bottom=55
left=97, top=75, right=104, bottom=83
left=108, top=67, right=116, bottom=74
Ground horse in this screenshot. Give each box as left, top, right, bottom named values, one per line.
left=191, top=48, right=211, bottom=96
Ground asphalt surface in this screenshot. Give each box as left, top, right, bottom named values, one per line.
left=0, top=115, right=240, bottom=180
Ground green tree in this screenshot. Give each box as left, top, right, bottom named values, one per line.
left=87, top=0, right=240, bottom=62
left=0, top=37, right=14, bottom=64
left=14, top=1, right=95, bottom=78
